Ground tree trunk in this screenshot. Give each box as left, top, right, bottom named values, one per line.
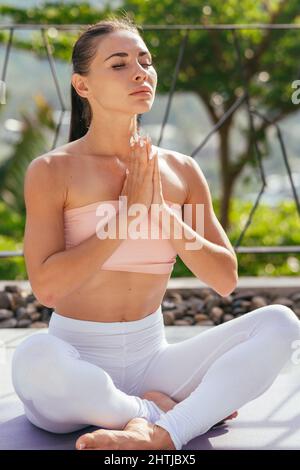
left=220, top=175, right=235, bottom=231
left=218, top=124, right=235, bottom=231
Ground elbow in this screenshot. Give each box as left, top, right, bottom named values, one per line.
left=217, top=284, right=237, bottom=298
left=29, top=262, right=58, bottom=307
left=30, top=281, right=57, bottom=308
left=35, top=289, right=56, bottom=308
left=216, top=267, right=238, bottom=297
left=40, top=293, right=57, bottom=308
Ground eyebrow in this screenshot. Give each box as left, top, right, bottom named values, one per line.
left=104, top=50, right=152, bottom=62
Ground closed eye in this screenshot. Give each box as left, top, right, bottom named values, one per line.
left=112, top=63, right=153, bottom=69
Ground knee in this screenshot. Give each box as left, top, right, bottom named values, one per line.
left=12, top=333, right=79, bottom=400
left=12, top=333, right=63, bottom=374
left=12, top=334, right=44, bottom=401
left=260, top=304, right=300, bottom=340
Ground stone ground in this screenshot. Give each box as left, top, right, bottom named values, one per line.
left=1, top=276, right=300, bottom=329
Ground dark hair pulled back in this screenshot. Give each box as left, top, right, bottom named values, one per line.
left=69, top=13, right=143, bottom=142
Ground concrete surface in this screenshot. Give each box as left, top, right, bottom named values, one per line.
left=1, top=325, right=299, bottom=450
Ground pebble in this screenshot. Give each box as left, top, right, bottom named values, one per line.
left=209, top=307, right=224, bottom=324
left=0, top=309, right=14, bottom=321
left=250, top=296, right=268, bottom=309
left=0, top=283, right=299, bottom=328
left=194, top=313, right=209, bottom=322
left=223, top=313, right=234, bottom=322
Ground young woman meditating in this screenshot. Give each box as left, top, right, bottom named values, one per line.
left=12, top=17, right=300, bottom=451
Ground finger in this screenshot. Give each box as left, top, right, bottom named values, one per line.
left=127, top=140, right=137, bottom=201
left=132, top=138, right=140, bottom=175
left=137, top=135, right=148, bottom=186
left=154, top=152, right=163, bottom=196
left=129, top=135, right=136, bottom=171
left=145, top=134, right=152, bottom=163
left=155, top=151, right=160, bottom=171
left=140, top=135, right=149, bottom=167
left=121, top=172, right=128, bottom=197
left=130, top=144, right=139, bottom=200
left=153, top=151, right=160, bottom=179
left=129, top=134, right=136, bottom=147
left=145, top=153, right=155, bottom=178
left=153, top=152, right=158, bottom=190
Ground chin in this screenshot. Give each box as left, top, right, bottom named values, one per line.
left=132, top=104, right=152, bottom=113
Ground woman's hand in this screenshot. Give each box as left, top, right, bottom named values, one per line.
left=120, top=133, right=155, bottom=213
left=147, top=141, right=165, bottom=207
left=144, top=136, right=171, bottom=231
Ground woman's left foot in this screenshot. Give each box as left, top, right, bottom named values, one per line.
left=75, top=417, right=175, bottom=450
left=215, top=410, right=239, bottom=426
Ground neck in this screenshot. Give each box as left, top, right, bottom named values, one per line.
left=79, top=112, right=139, bottom=164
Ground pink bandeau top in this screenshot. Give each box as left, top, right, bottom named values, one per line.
left=63, top=199, right=182, bottom=275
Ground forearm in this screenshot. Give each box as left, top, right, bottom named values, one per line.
left=38, top=209, right=137, bottom=306
left=160, top=204, right=238, bottom=296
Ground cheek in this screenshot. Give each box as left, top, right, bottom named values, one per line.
left=90, top=74, right=118, bottom=98
left=150, top=70, right=158, bottom=86
left=104, top=71, right=127, bottom=89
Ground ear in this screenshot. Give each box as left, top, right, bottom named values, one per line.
left=71, top=73, right=89, bottom=99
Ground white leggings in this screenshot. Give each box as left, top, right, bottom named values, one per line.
left=11, top=303, right=300, bottom=450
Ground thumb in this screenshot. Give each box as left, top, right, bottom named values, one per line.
left=121, top=171, right=128, bottom=193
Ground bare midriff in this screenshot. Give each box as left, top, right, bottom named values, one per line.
left=54, top=269, right=172, bottom=322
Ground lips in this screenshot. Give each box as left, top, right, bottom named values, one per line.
left=130, top=86, right=152, bottom=95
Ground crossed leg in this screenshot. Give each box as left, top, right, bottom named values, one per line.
left=75, top=304, right=300, bottom=450
left=138, top=304, right=300, bottom=450
left=11, top=333, right=166, bottom=434
left=12, top=304, right=300, bottom=451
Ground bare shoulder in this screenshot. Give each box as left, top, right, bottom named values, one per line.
left=165, top=149, right=211, bottom=204
left=24, top=146, right=72, bottom=206
left=26, top=140, right=79, bottom=178
left=154, top=146, right=195, bottom=201
left=154, top=145, right=190, bottom=167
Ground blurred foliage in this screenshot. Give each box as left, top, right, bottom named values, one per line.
left=0, top=197, right=299, bottom=280
left=174, top=197, right=300, bottom=277
left=1, top=0, right=300, bottom=228
left=0, top=95, right=56, bottom=215
left=0, top=1, right=300, bottom=281
left=0, top=201, right=26, bottom=279
left=1, top=0, right=299, bottom=112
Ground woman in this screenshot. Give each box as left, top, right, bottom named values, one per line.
left=12, top=16, right=300, bottom=451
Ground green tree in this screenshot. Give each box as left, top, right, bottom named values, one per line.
left=120, top=0, right=300, bottom=229
left=1, top=0, right=300, bottom=230
left=0, top=95, right=56, bottom=215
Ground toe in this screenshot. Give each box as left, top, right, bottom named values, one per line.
left=76, top=433, right=95, bottom=450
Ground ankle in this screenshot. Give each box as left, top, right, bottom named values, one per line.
left=153, top=424, right=176, bottom=450
left=142, top=398, right=165, bottom=423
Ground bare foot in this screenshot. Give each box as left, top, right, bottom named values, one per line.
left=215, top=410, right=239, bottom=426
left=75, top=389, right=238, bottom=450
left=75, top=417, right=175, bottom=450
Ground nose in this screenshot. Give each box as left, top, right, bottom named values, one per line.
left=132, top=61, right=150, bottom=81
